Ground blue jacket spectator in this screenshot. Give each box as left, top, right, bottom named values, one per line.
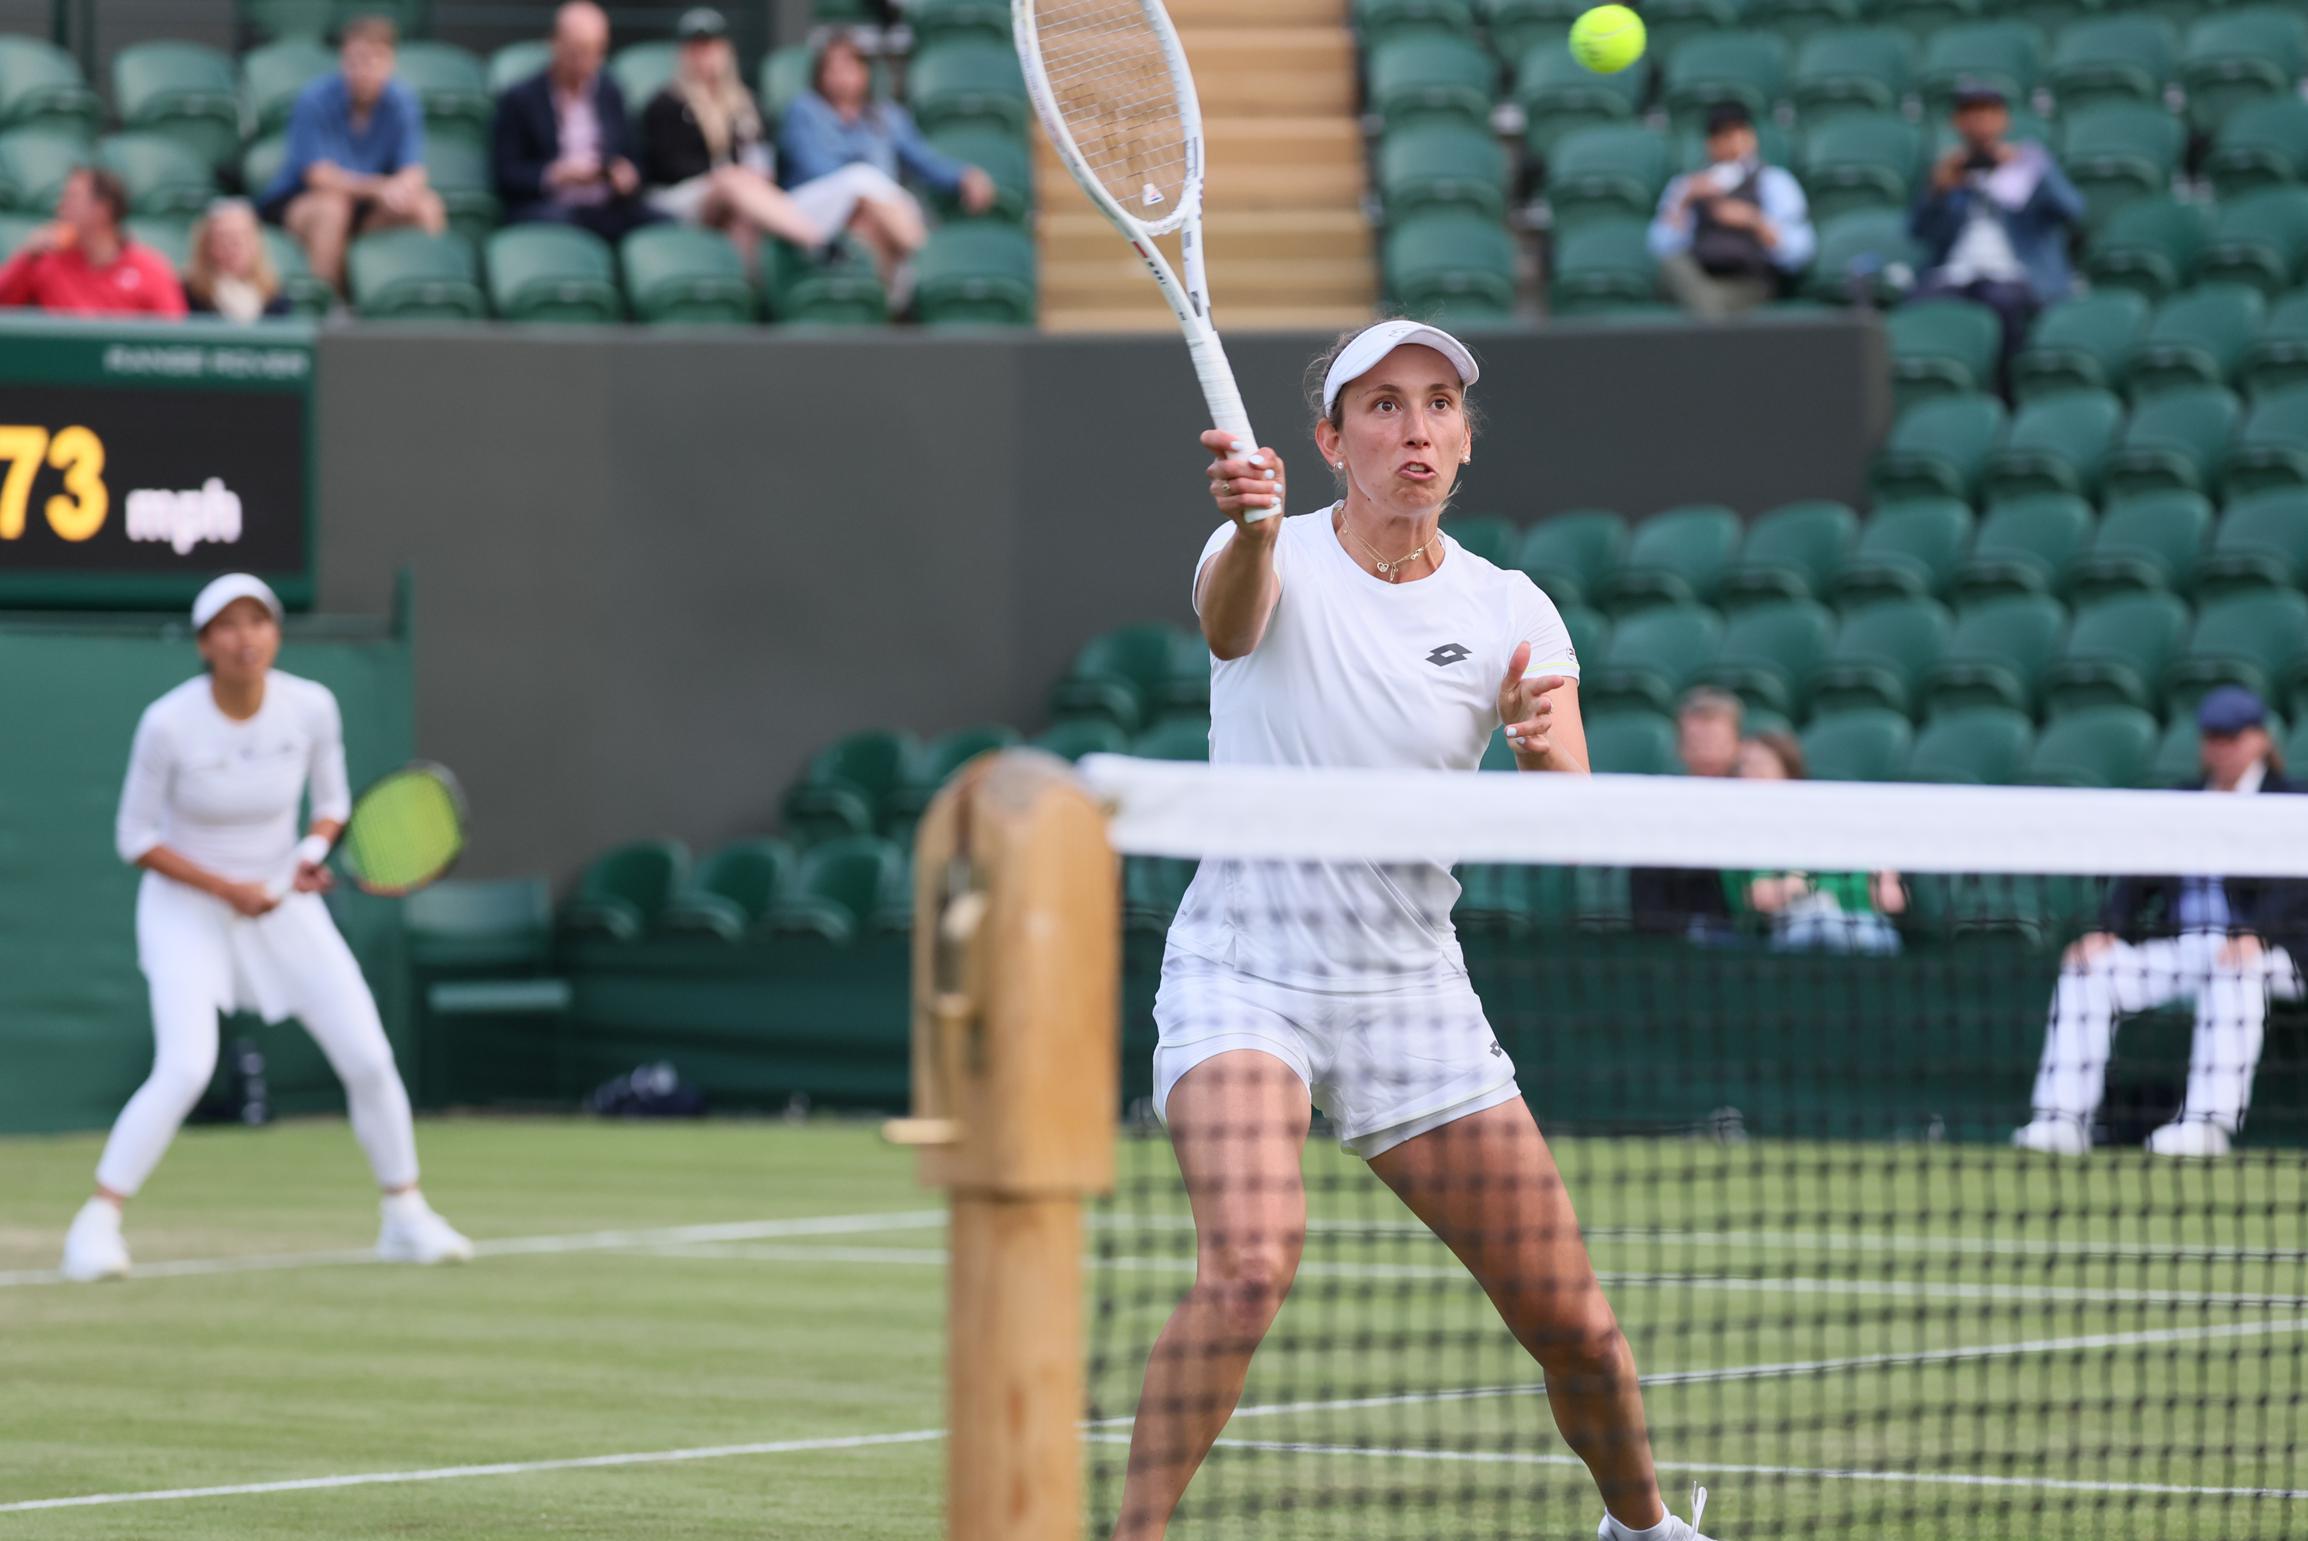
left=1647, top=103, right=1815, bottom=320
left=779, top=90, right=967, bottom=199
left=260, top=16, right=444, bottom=296
left=491, top=0, right=660, bottom=242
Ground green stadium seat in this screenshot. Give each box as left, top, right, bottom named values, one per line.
left=1544, top=124, right=1669, bottom=227
left=2205, top=97, right=2308, bottom=199
left=1878, top=0, right=1987, bottom=36
left=242, top=40, right=335, bottom=147
left=1697, top=598, right=1834, bottom=715
left=2127, top=284, right=2266, bottom=398
left=2046, top=14, right=2175, bottom=114
left=609, top=41, right=680, bottom=113
left=485, top=224, right=622, bottom=323
left=1586, top=604, right=1725, bottom=713
left=1719, top=500, right=1859, bottom=606
left=2057, top=102, right=2182, bottom=228
left=1887, top=296, right=2002, bottom=405
left=125, top=215, right=191, bottom=271
left=1831, top=497, right=1973, bottom=603
left=348, top=229, right=485, bottom=320
left=487, top=40, right=553, bottom=94
left=1369, top=32, right=1496, bottom=127
left=1606, top=504, right=1742, bottom=610
left=241, top=134, right=288, bottom=205
left=1050, top=623, right=1207, bottom=735
left=1798, top=111, right=1924, bottom=220
left=1514, top=509, right=1628, bottom=610
left=2042, top=590, right=2190, bottom=714
left=1388, top=209, right=1518, bottom=320
left=2197, top=489, right=2308, bottom=596
left=660, top=839, right=798, bottom=936
left=2104, top=383, right=2240, bottom=497
left=1918, top=21, right=2044, bottom=113
left=783, top=729, right=920, bottom=842
left=1447, top=515, right=1516, bottom=567
left=1486, top=0, right=1587, bottom=73
left=561, top=839, right=689, bottom=940
left=1583, top=708, right=1678, bottom=774
left=1788, top=26, right=1915, bottom=119
left=2195, top=188, right=2308, bottom=299
left=2080, top=195, right=2208, bottom=303
left=2011, top=289, right=2148, bottom=401
left=1120, top=856, right=1198, bottom=935
left=395, top=40, right=492, bottom=148
left=0, top=37, right=100, bottom=138
left=1751, top=0, right=1880, bottom=45
left=0, top=209, right=41, bottom=256
left=911, top=0, right=1011, bottom=46
left=1955, top=491, right=2093, bottom=601
left=1032, top=718, right=1130, bottom=761
left=405, top=876, right=556, bottom=971
left=1800, top=705, right=1913, bottom=781
left=620, top=225, right=754, bottom=324
left=925, top=124, right=1031, bottom=223
left=915, top=221, right=1037, bottom=327
left=1380, top=121, right=1512, bottom=222
left=424, top=136, right=498, bottom=247
left=908, top=39, right=1030, bottom=135
left=2244, top=290, right=2308, bottom=397
left=1517, top=43, right=1651, bottom=163
left=813, top=0, right=880, bottom=25
left=2181, top=9, right=2308, bottom=138
left=96, top=133, right=216, bottom=219
left=1926, top=593, right=2065, bottom=715
left=763, top=236, right=887, bottom=325
left=759, top=45, right=815, bottom=126
left=1663, top=32, right=1790, bottom=132
left=887, top=724, right=1021, bottom=824
left=2223, top=383, right=2308, bottom=496
left=1811, top=596, right=1952, bottom=715
left=2066, top=489, right=2210, bottom=599
left=1355, top=0, right=1481, bottom=46
left=764, top=836, right=906, bottom=943
left=0, top=127, right=88, bottom=213
left=1130, top=717, right=1212, bottom=762
left=2287, top=715, right=2308, bottom=775
left=1645, top=0, right=1748, bottom=64
left=1982, top=391, right=2122, bottom=503
left=112, top=42, right=239, bottom=172
left=1803, top=207, right=1926, bottom=303
left=1557, top=601, right=1611, bottom=664
left=1871, top=392, right=2008, bottom=504
left=263, top=227, right=332, bottom=316
left=2166, top=589, right=2308, bottom=707
left=1547, top=215, right=1653, bottom=314
left=2022, top=702, right=2156, bottom=786
left=1906, top=704, right=2032, bottom=784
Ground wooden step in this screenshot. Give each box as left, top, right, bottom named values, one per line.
left=1176, top=29, right=1359, bottom=117
left=1043, top=302, right=1375, bottom=334
left=1164, top=0, right=1347, bottom=27
left=1039, top=209, right=1373, bottom=264
left=1033, top=116, right=1364, bottom=176
left=1043, top=256, right=1375, bottom=308
left=1039, top=160, right=1368, bottom=209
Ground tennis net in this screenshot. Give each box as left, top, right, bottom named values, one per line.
left=1063, top=754, right=2308, bottom=1541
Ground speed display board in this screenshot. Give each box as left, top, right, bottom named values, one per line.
left=0, top=320, right=315, bottom=611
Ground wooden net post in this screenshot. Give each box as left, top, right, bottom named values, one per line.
left=886, top=749, right=1118, bottom=1541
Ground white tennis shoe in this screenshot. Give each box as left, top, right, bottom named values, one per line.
left=60, top=1198, right=130, bottom=1283
left=2145, top=1118, right=2234, bottom=1158
left=1598, top=1484, right=1712, bottom=1541
left=2011, top=1116, right=2091, bottom=1156
left=376, top=1194, right=474, bottom=1265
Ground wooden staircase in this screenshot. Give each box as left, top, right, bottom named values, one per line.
left=1034, top=0, right=1377, bottom=333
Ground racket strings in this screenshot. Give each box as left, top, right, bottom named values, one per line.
left=1031, top=0, right=1193, bottom=221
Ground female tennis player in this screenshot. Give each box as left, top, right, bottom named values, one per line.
left=59, top=574, right=471, bottom=1283
left=1115, top=320, right=1712, bottom=1541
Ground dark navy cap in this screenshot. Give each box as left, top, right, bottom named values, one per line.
left=2197, top=685, right=2267, bottom=735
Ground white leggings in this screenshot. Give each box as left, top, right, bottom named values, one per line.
left=95, top=878, right=418, bottom=1198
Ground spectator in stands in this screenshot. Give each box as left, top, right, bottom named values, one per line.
left=1910, top=83, right=2085, bottom=364
left=2015, top=687, right=2306, bottom=1160
left=1646, top=103, right=1815, bottom=320
left=639, top=7, right=838, bottom=263
left=493, top=0, right=661, bottom=242
left=1630, top=688, right=1744, bottom=940
left=0, top=165, right=184, bottom=317
left=1730, top=731, right=1906, bottom=955
left=185, top=200, right=291, bottom=321
left=263, top=15, right=445, bottom=295
left=778, top=33, right=997, bottom=296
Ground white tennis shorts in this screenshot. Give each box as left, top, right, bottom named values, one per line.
left=1151, top=949, right=1523, bottom=1159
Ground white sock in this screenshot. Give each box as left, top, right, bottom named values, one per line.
left=1605, top=1515, right=1676, bottom=1541
left=381, top=1189, right=429, bottom=1220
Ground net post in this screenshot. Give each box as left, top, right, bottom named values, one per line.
left=885, top=748, right=1118, bottom=1541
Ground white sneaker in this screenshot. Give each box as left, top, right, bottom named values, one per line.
left=60, top=1198, right=129, bottom=1283
left=2012, top=1116, right=2091, bottom=1156
left=1599, top=1484, right=1712, bottom=1540
left=376, top=1194, right=475, bottom=1265
left=2145, top=1118, right=2234, bottom=1158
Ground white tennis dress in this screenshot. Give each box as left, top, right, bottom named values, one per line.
left=1154, top=509, right=1581, bottom=1157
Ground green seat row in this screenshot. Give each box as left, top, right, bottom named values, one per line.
left=559, top=834, right=913, bottom=946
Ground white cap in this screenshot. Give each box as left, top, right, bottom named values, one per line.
left=1321, top=319, right=1481, bottom=417
left=191, top=573, right=283, bottom=632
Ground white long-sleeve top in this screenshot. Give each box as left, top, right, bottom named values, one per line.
left=115, top=672, right=352, bottom=883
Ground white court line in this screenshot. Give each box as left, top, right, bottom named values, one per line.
left=1092, top=1436, right=2308, bottom=1504
left=0, top=1430, right=945, bottom=1515
left=0, top=1210, right=947, bottom=1290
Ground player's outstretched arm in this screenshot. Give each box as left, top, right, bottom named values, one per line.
left=1195, top=428, right=1285, bottom=660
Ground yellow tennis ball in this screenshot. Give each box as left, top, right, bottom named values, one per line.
left=1569, top=4, right=1647, bottom=74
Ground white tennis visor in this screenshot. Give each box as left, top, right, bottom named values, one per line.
left=1321, top=319, right=1481, bottom=417
left=191, top=573, right=283, bottom=631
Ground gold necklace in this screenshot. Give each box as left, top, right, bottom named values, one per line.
left=1336, top=506, right=1437, bottom=582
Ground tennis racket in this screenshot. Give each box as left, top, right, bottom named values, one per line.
left=267, top=761, right=468, bottom=901
left=1015, top=0, right=1276, bottom=521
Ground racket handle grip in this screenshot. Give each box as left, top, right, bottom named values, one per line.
left=1189, top=327, right=1279, bottom=525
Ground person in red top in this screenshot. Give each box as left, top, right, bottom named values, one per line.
left=0, top=165, right=186, bottom=318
